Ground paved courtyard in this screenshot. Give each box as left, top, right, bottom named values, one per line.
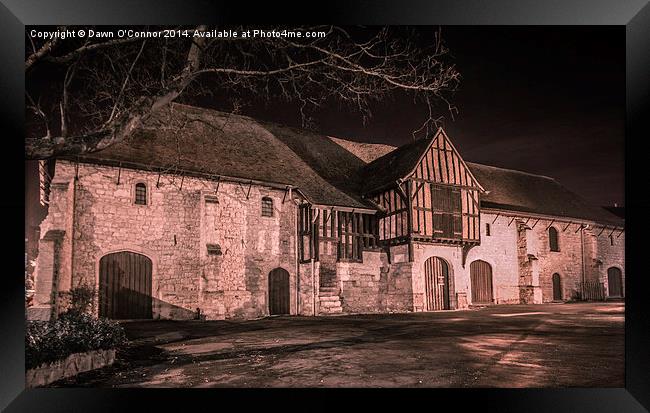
left=52, top=302, right=624, bottom=388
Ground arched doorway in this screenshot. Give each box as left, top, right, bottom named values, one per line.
left=268, top=268, right=290, bottom=315
left=470, top=260, right=494, bottom=304
left=607, top=267, right=623, bottom=297
left=552, top=273, right=562, bottom=301
left=99, top=251, right=152, bottom=319
left=424, top=257, right=450, bottom=311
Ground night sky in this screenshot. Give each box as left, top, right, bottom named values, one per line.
left=26, top=26, right=625, bottom=234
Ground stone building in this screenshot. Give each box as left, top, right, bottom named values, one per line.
left=28, top=103, right=625, bottom=321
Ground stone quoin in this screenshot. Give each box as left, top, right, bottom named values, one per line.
left=28, top=103, right=625, bottom=321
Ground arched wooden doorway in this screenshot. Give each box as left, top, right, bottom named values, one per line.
left=99, top=251, right=152, bottom=319
left=424, top=257, right=450, bottom=311
left=552, top=273, right=563, bottom=301
left=607, top=267, right=623, bottom=297
left=268, top=268, right=290, bottom=315
left=470, top=260, right=494, bottom=304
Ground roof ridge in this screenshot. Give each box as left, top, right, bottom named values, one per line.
left=466, top=161, right=556, bottom=181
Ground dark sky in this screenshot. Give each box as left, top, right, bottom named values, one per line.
left=26, top=26, right=625, bottom=235
left=237, top=26, right=625, bottom=208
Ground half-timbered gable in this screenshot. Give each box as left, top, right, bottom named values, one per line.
left=362, top=129, right=484, bottom=250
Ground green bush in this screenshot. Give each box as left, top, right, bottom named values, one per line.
left=26, top=311, right=127, bottom=370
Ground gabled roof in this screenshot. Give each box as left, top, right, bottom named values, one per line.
left=71, top=103, right=373, bottom=209
left=467, top=163, right=624, bottom=227
left=67, top=103, right=623, bottom=226
left=358, top=128, right=483, bottom=195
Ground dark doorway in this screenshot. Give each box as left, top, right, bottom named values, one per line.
left=424, top=257, right=450, bottom=310
left=552, top=273, right=563, bottom=301
left=607, top=267, right=623, bottom=297
left=470, top=260, right=494, bottom=304
left=99, top=251, right=152, bottom=319
left=269, top=268, right=290, bottom=315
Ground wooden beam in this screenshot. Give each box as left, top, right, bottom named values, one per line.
left=395, top=181, right=408, bottom=202
left=597, top=226, right=607, bottom=237
left=491, top=213, right=500, bottom=224
left=406, top=180, right=414, bottom=262
left=411, top=182, right=425, bottom=200
left=282, top=185, right=289, bottom=204
left=617, top=228, right=625, bottom=238
left=563, top=222, right=572, bottom=232
left=116, top=162, right=122, bottom=185
left=246, top=180, right=252, bottom=199
left=608, top=228, right=616, bottom=237
left=214, top=176, right=221, bottom=194
left=156, top=172, right=162, bottom=188
left=575, top=224, right=584, bottom=233
left=524, top=217, right=531, bottom=226
left=531, top=219, right=540, bottom=229
left=545, top=219, right=555, bottom=230
left=179, top=174, right=184, bottom=190
left=508, top=216, right=516, bottom=227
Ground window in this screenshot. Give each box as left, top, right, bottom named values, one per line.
left=549, top=227, right=559, bottom=252
left=609, top=235, right=614, bottom=246
left=431, top=185, right=462, bottom=239
left=485, top=223, right=491, bottom=236
left=135, top=183, right=147, bottom=205
left=261, top=197, right=273, bottom=217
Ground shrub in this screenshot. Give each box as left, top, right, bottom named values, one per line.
left=26, top=311, right=127, bottom=370
left=69, top=284, right=96, bottom=314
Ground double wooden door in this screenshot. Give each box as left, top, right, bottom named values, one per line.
left=99, top=251, right=152, bottom=319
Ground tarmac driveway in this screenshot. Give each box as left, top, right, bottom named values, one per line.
left=51, top=302, right=624, bottom=388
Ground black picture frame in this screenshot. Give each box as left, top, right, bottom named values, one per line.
left=3, top=1, right=649, bottom=411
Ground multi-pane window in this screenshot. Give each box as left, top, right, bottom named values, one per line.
left=261, top=197, right=274, bottom=217
left=135, top=183, right=147, bottom=205
left=549, top=227, right=559, bottom=251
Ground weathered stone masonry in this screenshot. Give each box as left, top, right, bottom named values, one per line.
left=33, top=160, right=302, bottom=320
left=29, top=105, right=625, bottom=320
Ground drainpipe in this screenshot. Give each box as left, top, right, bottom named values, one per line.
left=311, top=207, right=320, bottom=316
left=292, top=192, right=300, bottom=315
left=580, top=225, right=586, bottom=299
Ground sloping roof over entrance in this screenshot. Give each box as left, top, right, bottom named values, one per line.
left=70, top=103, right=623, bottom=226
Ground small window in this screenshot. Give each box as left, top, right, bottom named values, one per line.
left=609, top=235, right=614, bottom=246
left=135, top=183, right=147, bottom=205
left=549, top=227, right=559, bottom=252
left=261, top=197, right=273, bottom=217
left=485, top=223, right=491, bottom=236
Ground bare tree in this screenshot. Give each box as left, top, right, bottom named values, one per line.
left=25, top=25, right=460, bottom=159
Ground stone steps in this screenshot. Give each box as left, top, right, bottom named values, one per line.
left=318, top=281, right=343, bottom=314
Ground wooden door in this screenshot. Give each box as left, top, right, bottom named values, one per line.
left=99, top=251, right=152, bottom=319
left=269, top=268, right=290, bottom=315
left=552, top=273, right=562, bottom=301
left=470, top=260, right=493, bottom=304
left=607, top=267, right=623, bottom=297
left=424, top=257, right=450, bottom=311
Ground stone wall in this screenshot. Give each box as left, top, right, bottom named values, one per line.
left=33, top=161, right=625, bottom=320
left=464, top=213, right=521, bottom=305
left=46, top=161, right=299, bottom=320
left=596, top=231, right=625, bottom=297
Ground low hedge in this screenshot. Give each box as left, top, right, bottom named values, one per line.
left=26, top=311, right=127, bottom=370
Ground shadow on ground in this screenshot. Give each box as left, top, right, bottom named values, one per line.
left=49, top=302, right=624, bottom=388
